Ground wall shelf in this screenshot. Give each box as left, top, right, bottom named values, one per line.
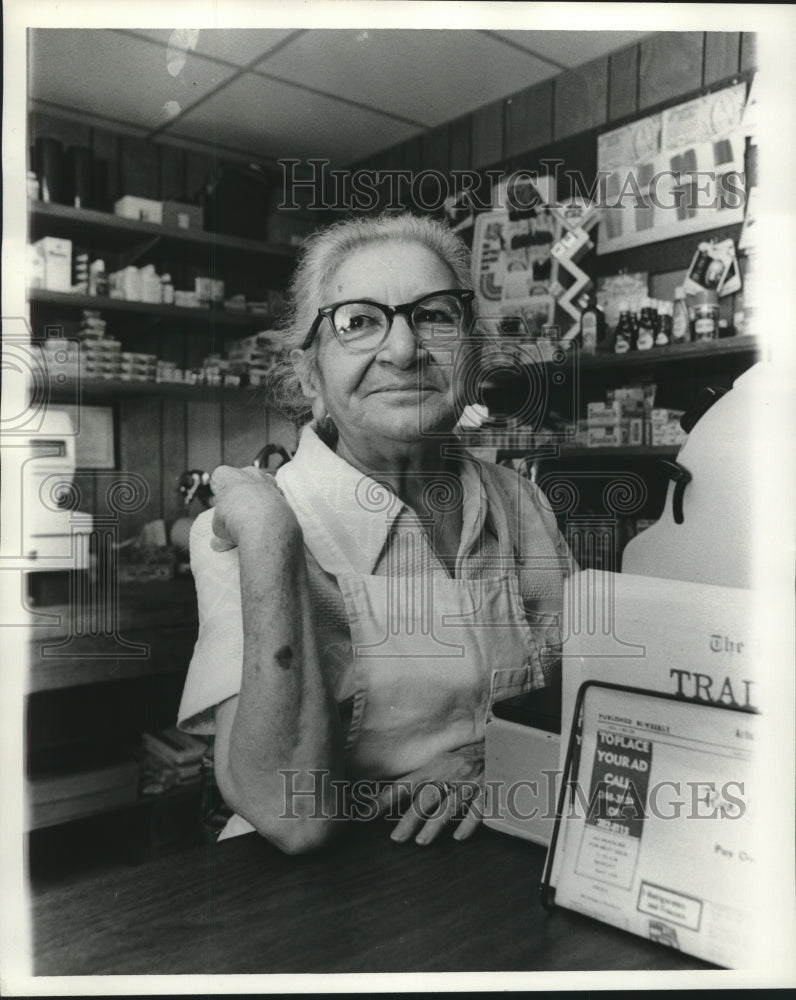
left=573, top=335, right=760, bottom=372
left=29, top=201, right=297, bottom=263
left=40, top=375, right=268, bottom=404
left=495, top=445, right=680, bottom=461
left=29, top=288, right=270, bottom=331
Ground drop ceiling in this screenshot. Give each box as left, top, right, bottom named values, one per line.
left=28, top=27, right=650, bottom=167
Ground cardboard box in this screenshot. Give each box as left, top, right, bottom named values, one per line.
left=587, top=425, right=630, bottom=447
left=651, top=408, right=685, bottom=425
left=162, top=200, right=203, bottom=231
left=34, top=237, right=72, bottom=292
left=114, top=196, right=163, bottom=224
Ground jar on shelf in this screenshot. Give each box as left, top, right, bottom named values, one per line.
left=692, top=289, right=719, bottom=341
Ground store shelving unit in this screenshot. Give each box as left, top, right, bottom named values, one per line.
left=25, top=203, right=296, bottom=841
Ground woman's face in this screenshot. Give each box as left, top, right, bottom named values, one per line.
left=306, top=241, right=461, bottom=448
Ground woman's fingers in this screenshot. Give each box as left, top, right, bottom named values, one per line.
left=414, top=787, right=461, bottom=845
left=453, top=791, right=484, bottom=841
left=389, top=782, right=445, bottom=843
left=389, top=781, right=482, bottom=845
left=376, top=781, right=410, bottom=818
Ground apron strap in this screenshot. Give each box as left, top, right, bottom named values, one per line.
left=479, top=462, right=519, bottom=564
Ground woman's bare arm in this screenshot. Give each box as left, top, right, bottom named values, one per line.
left=209, top=467, right=344, bottom=853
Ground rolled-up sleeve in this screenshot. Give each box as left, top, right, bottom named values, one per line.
left=177, top=509, right=244, bottom=735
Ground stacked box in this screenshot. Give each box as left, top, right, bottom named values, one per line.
left=120, top=351, right=157, bottom=382
left=156, top=360, right=183, bottom=383
left=39, top=338, right=80, bottom=379
left=195, top=277, right=225, bottom=305
left=650, top=408, right=687, bottom=447
left=587, top=425, right=630, bottom=448
left=174, top=290, right=201, bottom=309
left=74, top=311, right=121, bottom=379
left=586, top=399, right=643, bottom=447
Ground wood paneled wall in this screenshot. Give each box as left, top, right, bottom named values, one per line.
left=352, top=31, right=756, bottom=179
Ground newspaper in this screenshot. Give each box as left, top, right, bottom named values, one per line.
left=552, top=685, right=760, bottom=969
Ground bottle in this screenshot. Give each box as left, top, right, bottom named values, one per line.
left=655, top=301, right=672, bottom=347
left=671, top=286, right=691, bottom=344
left=613, top=301, right=635, bottom=354
left=579, top=292, right=605, bottom=354
left=161, top=274, right=175, bottom=306
left=636, top=297, right=656, bottom=351
left=692, top=288, right=719, bottom=341
left=88, top=259, right=107, bottom=297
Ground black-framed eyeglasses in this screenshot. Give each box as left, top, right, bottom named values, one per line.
left=301, top=288, right=474, bottom=353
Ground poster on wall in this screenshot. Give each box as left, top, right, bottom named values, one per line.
left=471, top=176, right=559, bottom=337
left=597, top=82, right=748, bottom=254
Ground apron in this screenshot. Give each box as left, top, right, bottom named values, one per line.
left=218, top=460, right=549, bottom=839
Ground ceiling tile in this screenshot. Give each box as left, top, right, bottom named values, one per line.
left=490, top=30, right=651, bottom=69
left=260, top=29, right=558, bottom=128
left=29, top=29, right=238, bottom=133
left=124, top=28, right=299, bottom=68
left=170, top=71, right=422, bottom=165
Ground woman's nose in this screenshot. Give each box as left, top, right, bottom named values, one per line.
left=377, top=314, right=420, bottom=368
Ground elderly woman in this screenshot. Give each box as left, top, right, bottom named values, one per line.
left=178, top=213, right=571, bottom=853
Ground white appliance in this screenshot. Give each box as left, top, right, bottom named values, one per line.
left=9, top=409, right=94, bottom=569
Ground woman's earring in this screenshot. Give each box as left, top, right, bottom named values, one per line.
left=311, top=396, right=327, bottom=421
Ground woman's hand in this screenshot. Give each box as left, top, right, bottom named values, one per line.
left=378, top=742, right=485, bottom=846
left=209, top=465, right=299, bottom=552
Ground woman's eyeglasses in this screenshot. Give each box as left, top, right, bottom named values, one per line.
left=301, top=288, right=474, bottom=353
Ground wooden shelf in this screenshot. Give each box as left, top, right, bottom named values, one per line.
left=27, top=762, right=201, bottom=831
left=29, top=200, right=297, bottom=263
left=27, top=580, right=198, bottom=693
left=41, top=375, right=268, bottom=404
left=573, top=335, right=760, bottom=371
left=498, top=445, right=680, bottom=460
left=29, top=288, right=269, bottom=330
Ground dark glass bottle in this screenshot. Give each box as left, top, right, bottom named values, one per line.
left=613, top=301, right=636, bottom=354
left=636, top=297, right=656, bottom=351
left=655, top=300, right=672, bottom=346
left=580, top=292, right=606, bottom=354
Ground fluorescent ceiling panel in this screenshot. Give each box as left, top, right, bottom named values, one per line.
left=261, top=29, right=558, bottom=128
left=124, top=28, right=299, bottom=68
left=171, top=71, right=422, bottom=164
left=29, top=29, right=238, bottom=133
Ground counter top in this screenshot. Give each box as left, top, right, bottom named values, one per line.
left=31, top=816, right=714, bottom=977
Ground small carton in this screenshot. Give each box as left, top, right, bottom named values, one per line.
left=35, top=237, right=73, bottom=292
